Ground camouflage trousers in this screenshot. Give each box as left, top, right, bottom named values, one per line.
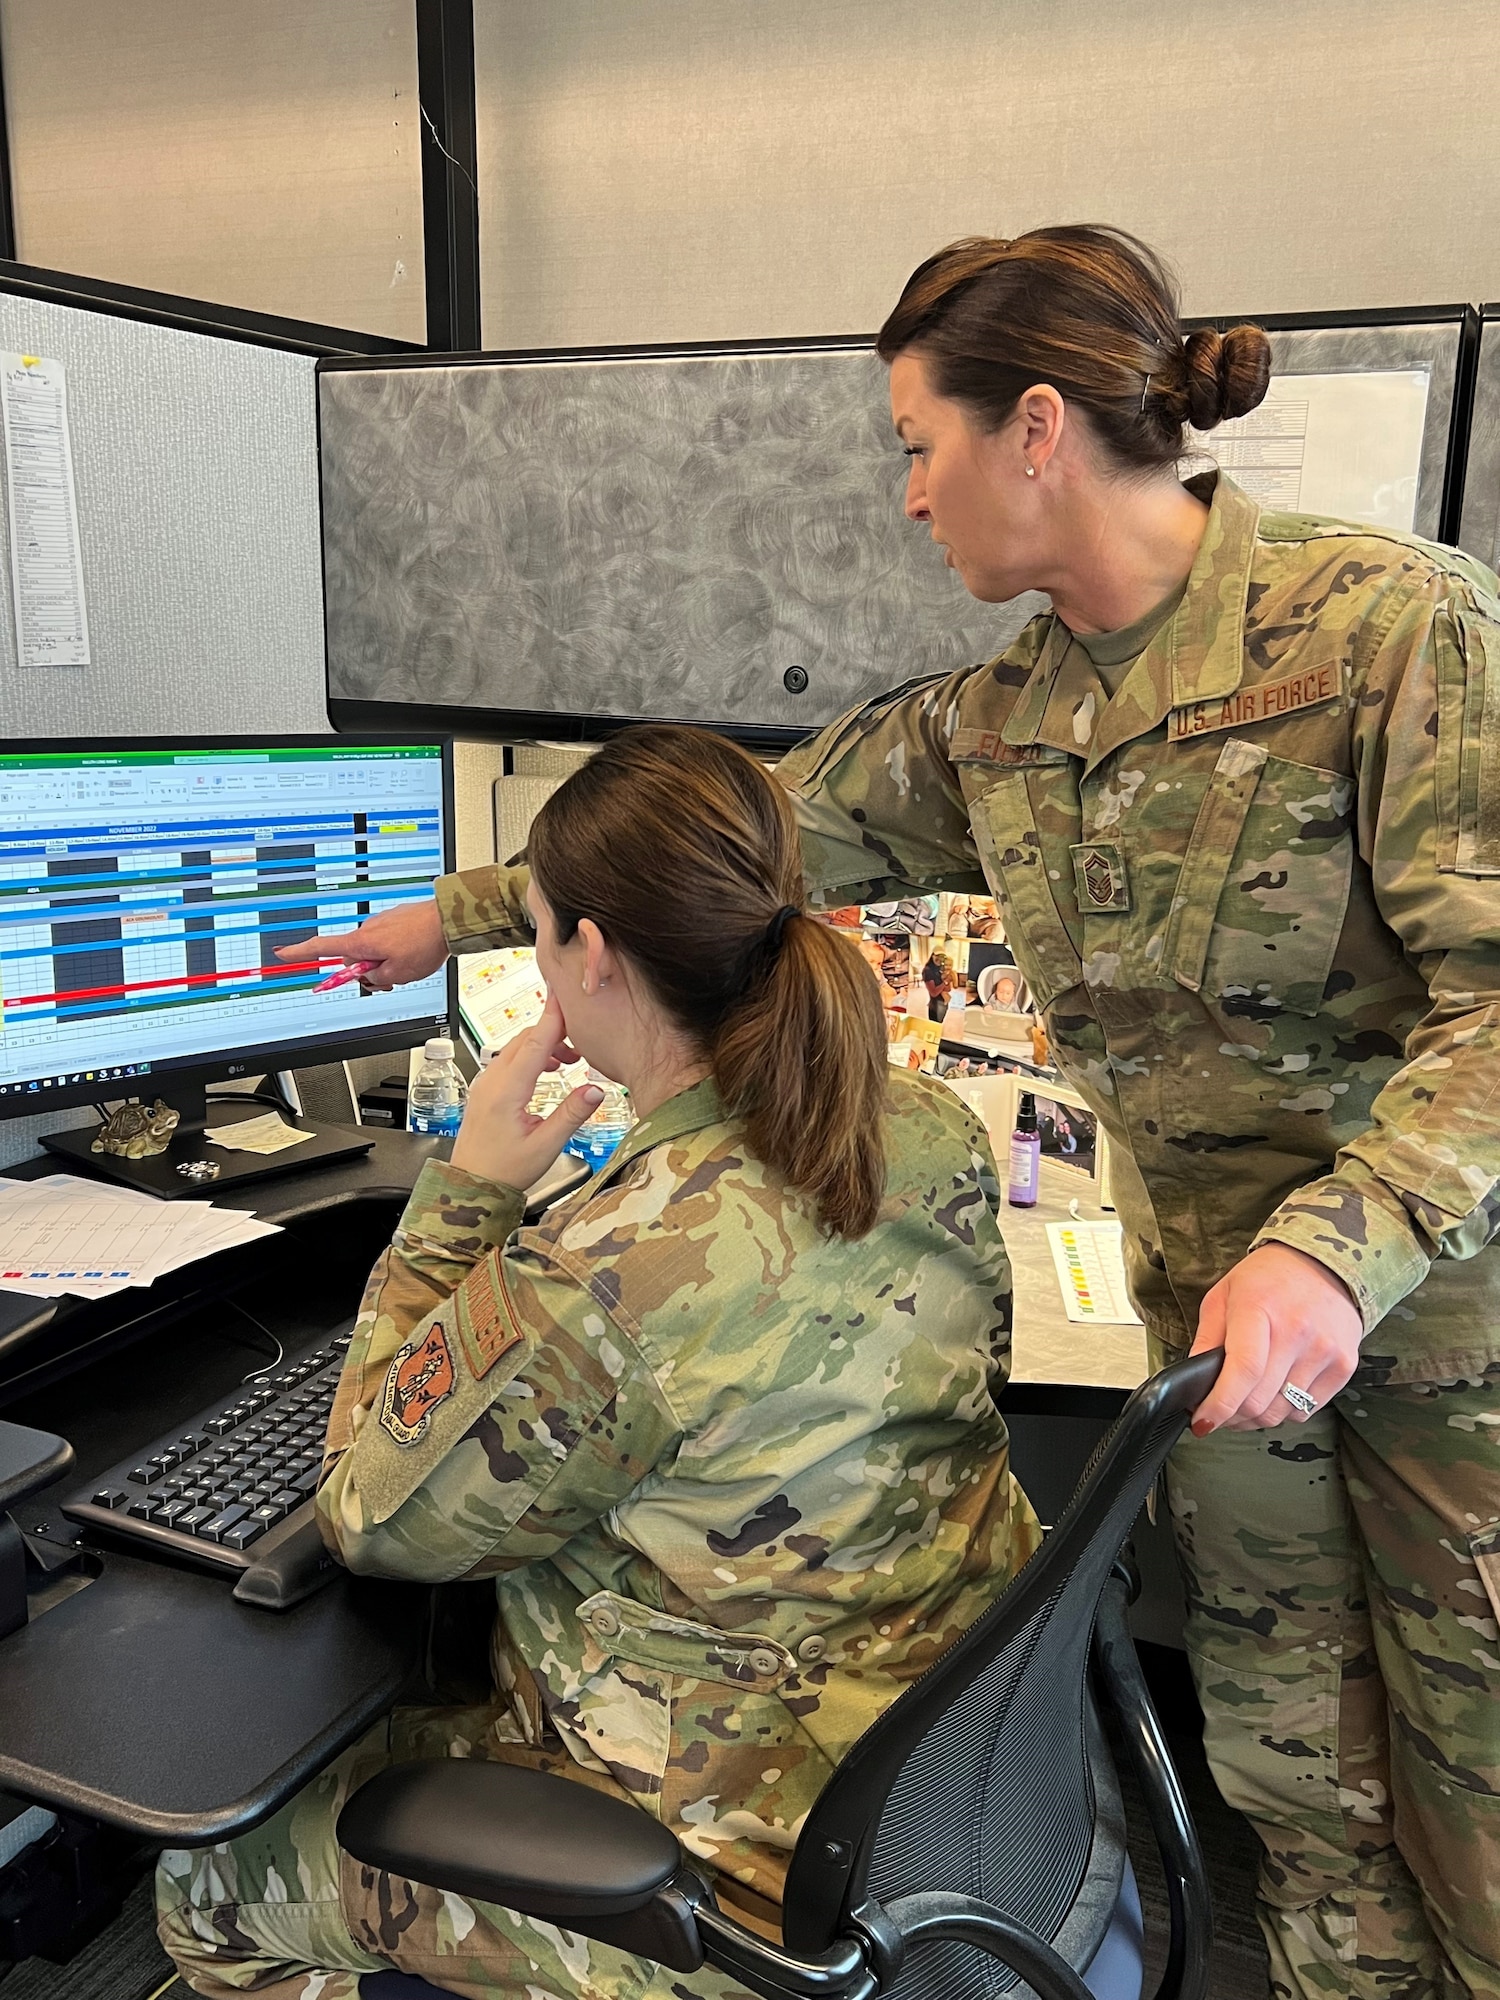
left=1168, top=1375, right=1500, bottom=2000
left=156, top=1702, right=760, bottom=2000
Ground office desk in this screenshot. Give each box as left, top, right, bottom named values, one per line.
left=0, top=1131, right=1164, bottom=1846
left=0, top=1129, right=581, bottom=1845
left=1005, top=1162, right=1149, bottom=1394
left=0, top=1123, right=470, bottom=1402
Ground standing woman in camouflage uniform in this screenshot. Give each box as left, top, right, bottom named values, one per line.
left=162, top=727, right=1040, bottom=2000
left=297, top=228, right=1500, bottom=2000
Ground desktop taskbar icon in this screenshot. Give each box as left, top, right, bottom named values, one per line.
left=0, top=1063, right=150, bottom=1094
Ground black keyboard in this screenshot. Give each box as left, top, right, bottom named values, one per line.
left=61, top=1330, right=352, bottom=1573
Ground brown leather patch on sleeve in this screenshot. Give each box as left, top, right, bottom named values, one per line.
left=454, top=1253, right=526, bottom=1381
left=1168, top=661, right=1342, bottom=741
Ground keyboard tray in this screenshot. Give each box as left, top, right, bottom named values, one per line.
left=62, top=1329, right=351, bottom=1574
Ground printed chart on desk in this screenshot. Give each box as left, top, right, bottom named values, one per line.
left=0, top=744, right=449, bottom=1097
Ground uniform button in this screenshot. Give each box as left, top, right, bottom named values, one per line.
left=748, top=1648, right=782, bottom=1677
left=588, top=1607, right=621, bottom=1638
left=796, top=1634, right=828, bottom=1664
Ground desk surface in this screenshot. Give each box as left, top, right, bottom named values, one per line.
left=1005, top=1162, right=1149, bottom=1393
left=0, top=1127, right=583, bottom=1405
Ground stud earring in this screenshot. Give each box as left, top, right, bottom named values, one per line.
left=1025, top=464, right=1036, bottom=478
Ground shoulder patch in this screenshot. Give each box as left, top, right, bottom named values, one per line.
left=1168, top=661, right=1342, bottom=742
left=454, top=1254, right=526, bottom=1380
left=379, top=1322, right=457, bottom=1446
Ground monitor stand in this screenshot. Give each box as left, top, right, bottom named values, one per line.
left=39, top=1080, right=374, bottom=1201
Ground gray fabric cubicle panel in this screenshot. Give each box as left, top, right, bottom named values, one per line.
left=0, top=288, right=328, bottom=739
left=318, top=346, right=1041, bottom=737
left=1458, top=313, right=1500, bottom=569
left=1189, top=319, right=1463, bottom=542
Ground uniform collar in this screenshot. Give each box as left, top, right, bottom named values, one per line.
left=1001, top=472, right=1261, bottom=771
left=594, top=1073, right=725, bottom=1185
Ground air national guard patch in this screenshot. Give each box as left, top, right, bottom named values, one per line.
left=1070, top=841, right=1131, bottom=913
left=379, top=1322, right=457, bottom=1446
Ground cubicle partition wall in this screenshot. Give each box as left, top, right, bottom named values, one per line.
left=0, top=262, right=405, bottom=742
left=1184, top=306, right=1477, bottom=545
left=318, top=340, right=1038, bottom=751
left=319, top=308, right=1480, bottom=750
left=1456, top=306, right=1500, bottom=571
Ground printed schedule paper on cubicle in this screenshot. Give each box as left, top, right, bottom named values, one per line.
left=0, top=352, right=90, bottom=669
left=1190, top=369, right=1431, bottom=532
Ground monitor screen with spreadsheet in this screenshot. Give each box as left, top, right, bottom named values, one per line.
left=0, top=738, right=452, bottom=1118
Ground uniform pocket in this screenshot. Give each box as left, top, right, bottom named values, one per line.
left=1184, top=1644, right=1349, bottom=1904
left=969, top=763, right=1084, bottom=1013
left=1435, top=598, right=1500, bottom=875
left=1466, top=1522, right=1500, bottom=1630
left=1166, top=739, right=1353, bottom=1019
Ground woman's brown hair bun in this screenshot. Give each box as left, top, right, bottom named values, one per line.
left=1177, top=323, right=1272, bottom=432
left=876, top=224, right=1274, bottom=470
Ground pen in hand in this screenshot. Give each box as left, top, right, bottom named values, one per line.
left=312, top=959, right=379, bottom=992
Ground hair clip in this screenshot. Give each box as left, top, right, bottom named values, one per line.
left=1140, top=375, right=1153, bottom=415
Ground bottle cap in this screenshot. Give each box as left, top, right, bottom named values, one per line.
left=423, top=1037, right=455, bottom=1061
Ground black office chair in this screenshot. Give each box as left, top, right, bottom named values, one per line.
left=341, top=1351, right=1221, bottom=2000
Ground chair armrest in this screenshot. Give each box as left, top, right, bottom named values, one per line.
left=337, top=1760, right=682, bottom=1919
left=0, top=1422, right=72, bottom=1513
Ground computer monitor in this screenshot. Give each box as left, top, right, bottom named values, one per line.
left=0, top=736, right=453, bottom=1190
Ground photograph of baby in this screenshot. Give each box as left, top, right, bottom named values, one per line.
left=964, top=940, right=1027, bottom=1012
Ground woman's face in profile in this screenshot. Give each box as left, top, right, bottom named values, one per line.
left=528, top=883, right=586, bottom=1045
left=525, top=880, right=632, bottom=1087
left=890, top=352, right=1030, bottom=604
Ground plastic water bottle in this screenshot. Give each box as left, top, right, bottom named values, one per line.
left=565, top=1070, right=632, bottom=1171
left=408, top=1036, right=467, bottom=1137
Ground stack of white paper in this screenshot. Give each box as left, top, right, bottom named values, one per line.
left=0, top=1175, right=282, bottom=1300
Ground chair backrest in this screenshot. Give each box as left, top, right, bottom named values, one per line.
left=779, top=1350, right=1220, bottom=1995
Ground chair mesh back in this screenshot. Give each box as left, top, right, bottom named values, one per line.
left=857, top=1400, right=1186, bottom=1999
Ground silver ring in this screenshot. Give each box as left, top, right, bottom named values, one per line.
left=1280, top=1381, right=1317, bottom=1417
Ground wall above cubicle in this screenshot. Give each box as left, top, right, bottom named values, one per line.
left=0, top=260, right=407, bottom=741
left=1456, top=307, right=1500, bottom=572
left=319, top=307, right=1482, bottom=751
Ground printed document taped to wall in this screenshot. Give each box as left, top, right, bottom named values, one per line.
left=0, top=352, right=90, bottom=669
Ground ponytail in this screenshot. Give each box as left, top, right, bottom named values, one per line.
left=527, top=726, right=890, bottom=1238
left=714, top=911, right=889, bottom=1239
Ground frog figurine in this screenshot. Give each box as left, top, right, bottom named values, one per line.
left=91, top=1099, right=181, bottom=1159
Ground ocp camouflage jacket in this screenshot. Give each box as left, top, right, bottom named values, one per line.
left=437, top=475, right=1500, bottom=1384
left=317, top=1071, right=1040, bottom=1906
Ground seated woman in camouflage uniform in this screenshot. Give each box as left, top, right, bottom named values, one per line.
left=157, top=725, right=1042, bottom=2000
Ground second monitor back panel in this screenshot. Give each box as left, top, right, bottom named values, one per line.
left=319, top=345, right=1039, bottom=743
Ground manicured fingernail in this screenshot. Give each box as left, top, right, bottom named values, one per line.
left=581, top=1086, right=604, bottom=1107
left=1191, top=1419, right=1214, bottom=1437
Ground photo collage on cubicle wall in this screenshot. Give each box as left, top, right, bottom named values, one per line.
left=818, top=891, right=1031, bottom=1064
